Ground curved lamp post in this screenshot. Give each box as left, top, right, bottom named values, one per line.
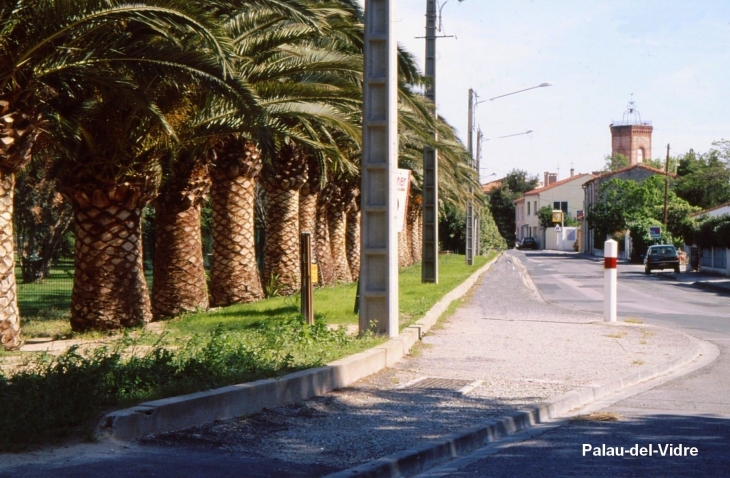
left=466, top=83, right=551, bottom=265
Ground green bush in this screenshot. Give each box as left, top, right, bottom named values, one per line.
left=693, top=214, right=730, bottom=248
left=0, top=318, right=363, bottom=451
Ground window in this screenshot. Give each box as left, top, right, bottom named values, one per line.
left=527, top=202, right=531, bottom=215
left=534, top=201, right=537, bottom=215
left=553, top=201, right=568, bottom=214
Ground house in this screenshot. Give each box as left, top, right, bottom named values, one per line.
left=514, top=171, right=594, bottom=249
left=581, top=163, right=672, bottom=255
left=481, top=178, right=502, bottom=194
left=690, top=202, right=730, bottom=219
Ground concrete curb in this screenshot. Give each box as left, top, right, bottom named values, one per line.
left=95, top=254, right=502, bottom=441
left=692, top=281, right=730, bottom=294
left=324, top=333, right=707, bottom=478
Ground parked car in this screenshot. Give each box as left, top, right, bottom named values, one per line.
left=516, top=237, right=538, bottom=250
left=644, top=244, right=680, bottom=274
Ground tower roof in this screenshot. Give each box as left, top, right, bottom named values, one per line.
left=611, top=96, right=651, bottom=127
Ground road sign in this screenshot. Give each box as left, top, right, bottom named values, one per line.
left=552, top=210, right=563, bottom=223
left=649, top=226, right=661, bottom=239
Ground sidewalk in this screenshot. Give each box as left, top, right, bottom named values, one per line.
left=135, top=253, right=704, bottom=477
left=670, top=269, right=730, bottom=294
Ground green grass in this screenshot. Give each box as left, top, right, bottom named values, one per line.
left=169, top=252, right=491, bottom=336
left=16, top=260, right=74, bottom=317
left=1, top=251, right=499, bottom=450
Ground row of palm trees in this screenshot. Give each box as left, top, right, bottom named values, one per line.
left=0, top=0, right=483, bottom=350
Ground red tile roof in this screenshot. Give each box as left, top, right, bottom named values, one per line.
left=481, top=179, right=502, bottom=194
left=584, top=163, right=675, bottom=184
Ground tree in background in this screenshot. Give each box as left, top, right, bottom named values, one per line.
left=603, top=153, right=630, bottom=171
left=487, top=169, right=539, bottom=246
left=587, top=176, right=698, bottom=260
left=438, top=201, right=505, bottom=254
left=14, top=147, right=72, bottom=283
left=674, top=141, right=730, bottom=211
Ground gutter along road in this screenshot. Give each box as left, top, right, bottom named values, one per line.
left=415, top=250, right=730, bottom=477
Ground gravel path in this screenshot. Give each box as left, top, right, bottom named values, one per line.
left=143, top=254, right=695, bottom=471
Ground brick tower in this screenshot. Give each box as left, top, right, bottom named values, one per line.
left=610, top=98, right=652, bottom=165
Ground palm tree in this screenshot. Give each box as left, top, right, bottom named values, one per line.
left=0, top=0, right=240, bottom=345
left=220, top=1, right=363, bottom=296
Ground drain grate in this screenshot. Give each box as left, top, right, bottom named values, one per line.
left=405, top=377, right=476, bottom=391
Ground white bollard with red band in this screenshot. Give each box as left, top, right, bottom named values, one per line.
left=604, top=239, right=617, bottom=322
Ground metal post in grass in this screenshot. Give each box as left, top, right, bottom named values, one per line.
left=300, top=232, right=314, bottom=325
left=360, top=0, right=399, bottom=337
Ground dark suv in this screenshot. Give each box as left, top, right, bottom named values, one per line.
left=644, top=245, right=680, bottom=274
left=517, top=237, right=538, bottom=250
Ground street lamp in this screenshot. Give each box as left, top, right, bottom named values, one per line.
left=465, top=83, right=551, bottom=265
left=481, top=82, right=552, bottom=103
left=498, top=129, right=533, bottom=139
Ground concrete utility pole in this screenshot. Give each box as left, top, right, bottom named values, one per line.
left=465, top=89, right=475, bottom=265
left=422, top=0, right=439, bottom=283
left=359, top=0, right=398, bottom=337
left=664, top=143, right=670, bottom=228
left=475, top=128, right=483, bottom=256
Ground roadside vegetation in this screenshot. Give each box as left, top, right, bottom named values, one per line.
left=588, top=141, right=730, bottom=260
left=0, top=252, right=495, bottom=451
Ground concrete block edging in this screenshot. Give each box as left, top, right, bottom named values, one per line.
left=96, top=254, right=502, bottom=441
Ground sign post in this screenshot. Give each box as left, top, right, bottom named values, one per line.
left=604, top=239, right=617, bottom=322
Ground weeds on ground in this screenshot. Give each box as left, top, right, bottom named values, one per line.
left=2, top=252, right=498, bottom=450
left=0, top=317, right=380, bottom=451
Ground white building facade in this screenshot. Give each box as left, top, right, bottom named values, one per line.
left=514, top=173, right=593, bottom=249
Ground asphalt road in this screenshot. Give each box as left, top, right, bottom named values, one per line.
left=415, top=250, right=730, bottom=477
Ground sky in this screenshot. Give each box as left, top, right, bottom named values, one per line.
left=368, top=0, right=730, bottom=183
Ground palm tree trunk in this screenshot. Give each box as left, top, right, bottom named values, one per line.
left=209, top=138, right=263, bottom=306
left=398, top=229, right=413, bottom=268
left=263, top=186, right=302, bottom=295
left=0, top=172, right=22, bottom=350
left=261, top=143, right=307, bottom=296
left=152, top=197, right=208, bottom=319
left=0, top=100, right=38, bottom=349
left=315, top=194, right=337, bottom=286
left=299, top=184, right=317, bottom=235
left=328, top=204, right=352, bottom=283
left=68, top=183, right=153, bottom=331
left=346, top=202, right=360, bottom=279
left=151, top=159, right=210, bottom=319
left=410, top=205, right=423, bottom=263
